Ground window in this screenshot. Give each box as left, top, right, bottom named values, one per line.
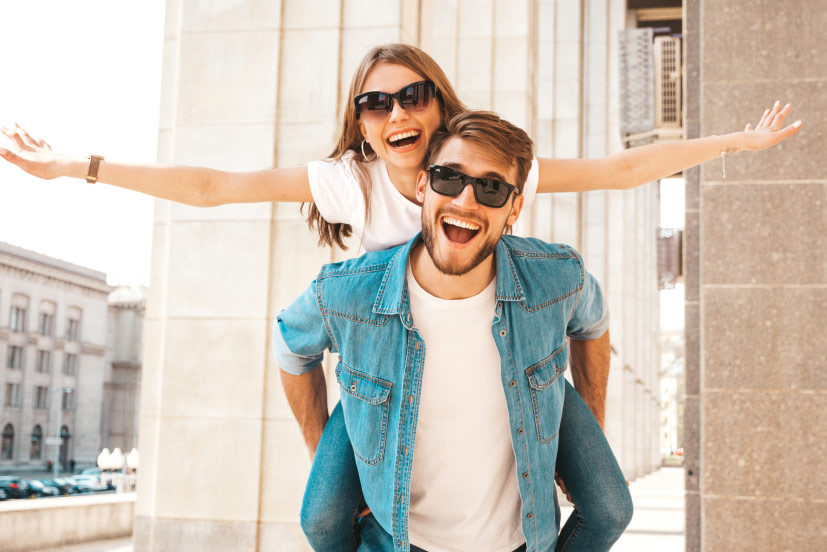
left=36, top=350, right=51, bottom=373
left=38, top=312, right=54, bottom=336
left=62, top=389, right=74, bottom=411
left=10, top=307, right=26, bottom=332
left=30, top=425, right=42, bottom=460
left=6, top=345, right=23, bottom=370
left=63, top=353, right=77, bottom=375
left=4, top=383, right=21, bottom=407
left=33, top=386, right=49, bottom=409
left=1, top=424, right=13, bottom=460
left=66, top=318, right=80, bottom=341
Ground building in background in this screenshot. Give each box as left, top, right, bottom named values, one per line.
left=103, top=286, right=146, bottom=454
left=0, top=242, right=145, bottom=471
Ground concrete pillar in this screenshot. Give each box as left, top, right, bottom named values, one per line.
left=685, top=1, right=827, bottom=549
left=136, top=1, right=664, bottom=549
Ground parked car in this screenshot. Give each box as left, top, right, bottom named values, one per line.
left=0, top=488, right=7, bottom=501
left=27, top=479, right=60, bottom=498
left=0, top=477, right=35, bottom=499
left=69, top=474, right=108, bottom=493
left=40, top=477, right=76, bottom=495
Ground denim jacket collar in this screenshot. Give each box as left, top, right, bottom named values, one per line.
left=372, top=233, right=527, bottom=318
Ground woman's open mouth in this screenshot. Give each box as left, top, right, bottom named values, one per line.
left=441, top=216, right=481, bottom=244
left=387, top=129, right=422, bottom=151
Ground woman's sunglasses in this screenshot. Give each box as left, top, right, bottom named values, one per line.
left=354, top=80, right=438, bottom=123
left=428, top=165, right=518, bottom=208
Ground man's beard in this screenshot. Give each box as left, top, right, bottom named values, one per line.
left=421, top=207, right=501, bottom=276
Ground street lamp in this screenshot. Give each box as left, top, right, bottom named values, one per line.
left=52, top=387, right=72, bottom=478
left=110, top=447, right=125, bottom=491
left=126, top=448, right=139, bottom=491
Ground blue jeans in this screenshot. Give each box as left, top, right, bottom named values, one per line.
left=301, top=380, right=632, bottom=551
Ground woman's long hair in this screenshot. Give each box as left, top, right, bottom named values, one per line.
left=304, top=43, right=467, bottom=249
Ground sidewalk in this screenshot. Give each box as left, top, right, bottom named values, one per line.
left=45, top=467, right=685, bottom=551
left=560, top=466, right=686, bottom=551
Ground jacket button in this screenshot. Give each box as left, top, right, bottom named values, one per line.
left=517, top=428, right=524, bottom=434
left=350, top=383, right=357, bottom=392
left=499, top=329, right=507, bottom=337
left=527, top=513, right=534, bottom=519
left=509, top=380, right=516, bottom=387
left=522, top=472, right=529, bottom=478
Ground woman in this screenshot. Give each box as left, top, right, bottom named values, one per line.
left=0, top=44, right=800, bottom=552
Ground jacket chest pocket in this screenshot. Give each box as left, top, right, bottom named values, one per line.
left=525, top=344, right=567, bottom=445
left=336, top=360, right=392, bottom=465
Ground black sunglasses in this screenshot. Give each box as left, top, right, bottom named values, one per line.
left=427, top=165, right=518, bottom=208
left=354, top=80, right=438, bottom=123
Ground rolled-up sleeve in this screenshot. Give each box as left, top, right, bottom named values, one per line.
left=273, top=280, right=333, bottom=375
left=567, top=269, right=609, bottom=340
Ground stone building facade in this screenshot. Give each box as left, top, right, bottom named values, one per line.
left=103, top=286, right=146, bottom=454
left=136, top=1, right=663, bottom=549
left=683, top=0, right=827, bottom=550
left=0, top=241, right=112, bottom=469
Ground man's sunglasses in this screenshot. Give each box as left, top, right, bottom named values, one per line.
left=428, top=165, right=518, bottom=208
left=354, top=80, right=438, bottom=123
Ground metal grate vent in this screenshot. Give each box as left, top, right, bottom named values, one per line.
left=619, top=28, right=654, bottom=135
left=654, top=37, right=681, bottom=128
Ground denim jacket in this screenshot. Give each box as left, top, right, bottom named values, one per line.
left=274, top=234, right=608, bottom=552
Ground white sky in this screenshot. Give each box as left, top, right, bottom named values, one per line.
left=0, top=1, right=166, bottom=286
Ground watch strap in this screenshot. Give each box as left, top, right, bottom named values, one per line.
left=86, top=155, right=104, bottom=184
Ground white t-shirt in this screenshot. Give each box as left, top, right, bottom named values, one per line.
left=307, top=151, right=539, bottom=252
left=406, top=265, right=525, bottom=552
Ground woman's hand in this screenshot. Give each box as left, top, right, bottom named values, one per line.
left=727, top=101, right=802, bottom=153
left=0, top=123, right=84, bottom=180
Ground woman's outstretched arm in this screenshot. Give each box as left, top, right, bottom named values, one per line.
left=537, top=101, right=802, bottom=194
left=0, top=124, right=312, bottom=206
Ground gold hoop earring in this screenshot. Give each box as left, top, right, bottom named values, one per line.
left=361, top=140, right=371, bottom=161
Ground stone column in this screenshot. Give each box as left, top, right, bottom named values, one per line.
left=684, top=1, right=827, bottom=549
left=136, top=1, right=665, bottom=549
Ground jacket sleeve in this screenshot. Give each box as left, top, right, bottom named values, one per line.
left=273, top=279, right=334, bottom=375
left=567, top=266, right=610, bottom=340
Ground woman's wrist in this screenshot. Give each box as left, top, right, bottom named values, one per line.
left=64, top=155, right=92, bottom=180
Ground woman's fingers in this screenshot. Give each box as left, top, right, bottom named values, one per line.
left=745, top=123, right=752, bottom=131
left=2, top=125, right=32, bottom=151
left=16, top=127, right=40, bottom=150
left=769, top=103, right=791, bottom=131
left=756, top=108, right=771, bottom=128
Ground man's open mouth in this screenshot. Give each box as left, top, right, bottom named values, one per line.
left=441, top=216, right=481, bottom=244
left=387, top=129, right=422, bottom=150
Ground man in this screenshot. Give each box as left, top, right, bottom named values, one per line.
left=275, top=111, right=612, bottom=551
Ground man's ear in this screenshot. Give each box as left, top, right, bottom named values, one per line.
left=415, top=169, right=429, bottom=204
left=506, top=193, right=525, bottom=226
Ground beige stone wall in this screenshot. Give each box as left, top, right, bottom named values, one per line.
left=137, top=1, right=662, bottom=549
left=684, top=0, right=827, bottom=549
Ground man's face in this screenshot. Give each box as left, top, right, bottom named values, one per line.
left=416, top=137, right=524, bottom=276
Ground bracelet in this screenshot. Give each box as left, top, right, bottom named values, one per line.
left=86, top=155, right=104, bottom=184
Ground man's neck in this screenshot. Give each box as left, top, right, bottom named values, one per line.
left=409, top=242, right=496, bottom=300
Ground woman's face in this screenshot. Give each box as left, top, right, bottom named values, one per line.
left=357, top=63, right=443, bottom=174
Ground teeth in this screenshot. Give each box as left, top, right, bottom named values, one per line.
left=443, top=217, right=480, bottom=230
left=388, top=130, right=420, bottom=143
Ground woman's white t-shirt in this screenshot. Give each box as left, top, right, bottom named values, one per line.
left=307, top=150, right=539, bottom=252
